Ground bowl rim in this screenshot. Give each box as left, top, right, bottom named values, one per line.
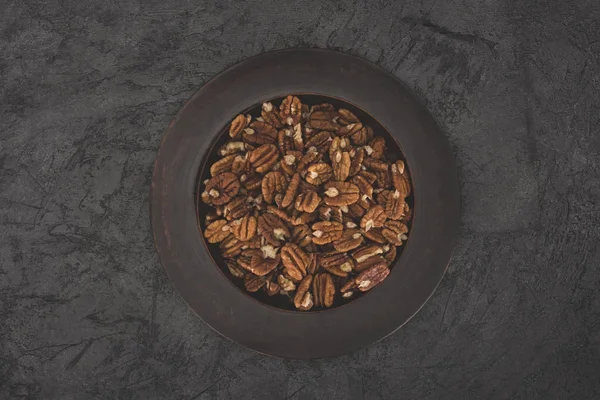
left=150, top=48, right=460, bottom=358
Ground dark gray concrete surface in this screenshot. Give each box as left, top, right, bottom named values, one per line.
left=1, top=0, right=599, bottom=398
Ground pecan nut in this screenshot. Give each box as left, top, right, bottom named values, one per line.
left=293, top=275, right=314, bottom=310
left=323, top=181, right=360, bottom=206
left=249, top=144, right=279, bottom=174
left=354, top=262, right=390, bottom=292
left=311, top=221, right=343, bottom=245
left=312, top=273, right=335, bottom=308
left=204, top=219, right=230, bottom=243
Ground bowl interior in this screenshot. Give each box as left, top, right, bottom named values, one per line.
left=195, top=94, right=414, bottom=311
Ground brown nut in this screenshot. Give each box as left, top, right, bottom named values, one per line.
left=323, top=181, right=360, bottom=207
left=381, top=220, right=409, bottom=246
left=277, top=129, right=295, bottom=155
left=257, top=213, right=290, bottom=246
left=264, top=279, right=281, bottom=296
left=306, top=252, right=318, bottom=275
left=354, top=255, right=387, bottom=273
left=351, top=174, right=374, bottom=200
left=204, top=172, right=240, bottom=206
left=290, top=224, right=312, bottom=248
left=350, top=126, right=372, bottom=146
left=261, top=171, right=288, bottom=204
left=292, top=123, right=304, bottom=151
left=223, top=196, right=252, bottom=221
left=308, top=110, right=338, bottom=131
left=375, top=170, right=392, bottom=189
left=349, top=148, right=365, bottom=176
left=337, top=122, right=363, bottom=136
left=296, top=148, right=322, bottom=172
left=391, top=161, right=411, bottom=198
left=210, top=154, right=236, bottom=176
left=226, top=260, right=246, bottom=278
left=241, top=246, right=280, bottom=276
left=352, top=244, right=385, bottom=263
left=244, top=274, right=266, bottom=292
left=295, top=191, right=321, bottom=213
left=312, top=273, right=335, bottom=308
left=329, top=137, right=351, bottom=159
left=219, top=141, right=247, bottom=156
left=305, top=163, right=333, bottom=185
left=311, top=221, right=344, bottom=245
left=204, top=219, right=231, bottom=243
left=333, top=229, right=364, bottom=252
left=362, top=228, right=387, bottom=244
left=305, top=131, right=332, bottom=153
left=229, top=114, right=250, bottom=139
left=368, top=137, right=386, bottom=159
left=384, top=245, right=397, bottom=265
left=281, top=243, right=310, bottom=281
left=279, top=95, right=302, bottom=126
left=293, top=275, right=314, bottom=310
left=332, top=150, right=351, bottom=181
left=354, top=262, right=390, bottom=292
left=277, top=274, right=296, bottom=292
left=289, top=211, right=318, bottom=226
left=219, top=236, right=245, bottom=258
left=385, top=189, right=406, bottom=220
left=319, top=253, right=354, bottom=277
left=261, top=102, right=283, bottom=127
left=281, top=173, right=301, bottom=208
left=337, top=108, right=360, bottom=124
left=360, top=205, right=387, bottom=231
left=249, top=144, right=279, bottom=174
left=363, top=157, right=389, bottom=172
left=231, top=214, right=257, bottom=241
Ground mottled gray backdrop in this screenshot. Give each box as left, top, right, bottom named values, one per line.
left=1, top=0, right=599, bottom=399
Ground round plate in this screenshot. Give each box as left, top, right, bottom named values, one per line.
left=150, top=49, right=460, bottom=358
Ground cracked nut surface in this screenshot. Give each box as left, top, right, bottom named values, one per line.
left=200, top=96, right=412, bottom=310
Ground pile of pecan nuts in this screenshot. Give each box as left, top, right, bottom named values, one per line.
left=200, top=96, right=412, bottom=311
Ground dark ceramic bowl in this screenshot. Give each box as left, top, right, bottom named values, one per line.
left=150, top=49, right=459, bottom=358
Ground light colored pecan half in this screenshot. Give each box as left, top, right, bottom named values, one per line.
left=293, top=275, right=314, bottom=310
left=261, top=171, right=288, bottom=204
left=261, top=102, right=283, bottom=128
left=229, top=114, right=250, bottom=139
left=279, top=95, right=302, bottom=126
left=305, top=163, right=333, bottom=185
left=311, top=221, right=344, bottom=245
left=352, top=244, right=384, bottom=263
left=369, top=137, right=386, bottom=159
left=360, top=205, right=387, bottom=231
left=319, top=253, right=354, bottom=277
left=381, top=220, right=409, bottom=246
left=281, top=243, right=310, bottom=281
left=333, top=229, right=363, bottom=252
left=332, top=150, right=351, bottom=181
left=323, top=181, right=360, bottom=206
left=295, top=191, right=321, bottom=213
left=337, top=108, right=359, bottom=125
left=231, top=214, right=257, bottom=241
left=204, top=219, right=230, bottom=243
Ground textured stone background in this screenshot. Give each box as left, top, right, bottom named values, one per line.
left=1, top=0, right=599, bottom=399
